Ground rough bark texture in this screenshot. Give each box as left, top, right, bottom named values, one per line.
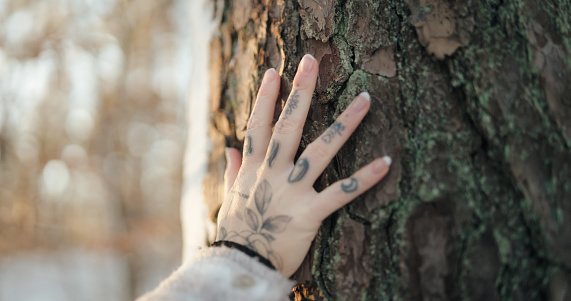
left=204, top=0, right=571, bottom=300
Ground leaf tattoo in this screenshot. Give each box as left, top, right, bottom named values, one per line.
left=288, top=158, right=309, bottom=183
left=244, top=135, right=253, bottom=156
left=262, top=215, right=292, bottom=233
left=245, top=208, right=259, bottom=231
left=268, top=140, right=279, bottom=168
left=254, top=180, right=272, bottom=215
left=261, top=233, right=276, bottom=242
left=219, top=227, right=228, bottom=240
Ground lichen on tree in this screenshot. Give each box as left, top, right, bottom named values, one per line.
left=205, top=0, right=571, bottom=300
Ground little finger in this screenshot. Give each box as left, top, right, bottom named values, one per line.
left=310, top=156, right=392, bottom=221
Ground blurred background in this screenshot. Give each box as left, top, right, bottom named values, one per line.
left=0, top=0, right=198, bottom=299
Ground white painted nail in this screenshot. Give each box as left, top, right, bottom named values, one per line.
left=300, top=54, right=315, bottom=73
left=359, top=91, right=371, bottom=102
left=264, top=68, right=276, bottom=82
left=303, top=53, right=315, bottom=61
left=382, top=156, right=392, bottom=166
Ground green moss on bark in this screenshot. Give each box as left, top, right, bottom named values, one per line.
left=210, top=0, right=571, bottom=299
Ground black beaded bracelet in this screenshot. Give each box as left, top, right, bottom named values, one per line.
left=210, top=240, right=276, bottom=271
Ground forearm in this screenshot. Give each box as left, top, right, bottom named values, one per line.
left=137, top=247, right=294, bottom=301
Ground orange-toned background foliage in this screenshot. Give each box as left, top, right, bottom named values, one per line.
left=0, top=0, right=188, bottom=299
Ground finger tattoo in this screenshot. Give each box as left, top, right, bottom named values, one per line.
left=268, top=140, right=279, bottom=168
left=288, top=158, right=309, bottom=183
left=244, top=135, right=253, bottom=156
left=322, top=121, right=345, bottom=144
left=218, top=226, right=228, bottom=240
left=284, top=90, right=299, bottom=118
left=231, top=189, right=250, bottom=199
left=341, top=178, right=359, bottom=193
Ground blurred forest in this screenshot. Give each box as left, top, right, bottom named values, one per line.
left=0, top=0, right=191, bottom=299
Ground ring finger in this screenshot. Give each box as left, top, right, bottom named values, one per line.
left=287, top=92, right=371, bottom=187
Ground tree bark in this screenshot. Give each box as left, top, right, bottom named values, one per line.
left=204, top=0, right=571, bottom=300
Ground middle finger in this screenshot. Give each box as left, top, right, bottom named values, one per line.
left=267, top=54, right=318, bottom=169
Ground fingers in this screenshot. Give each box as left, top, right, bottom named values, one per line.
left=310, top=156, right=392, bottom=221
left=287, top=92, right=371, bottom=186
left=243, top=68, right=280, bottom=165
left=269, top=54, right=318, bottom=168
left=224, top=147, right=243, bottom=193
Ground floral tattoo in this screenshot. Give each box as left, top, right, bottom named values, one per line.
left=218, top=180, right=291, bottom=269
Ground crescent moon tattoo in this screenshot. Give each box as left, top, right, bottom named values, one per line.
left=288, top=158, right=309, bottom=183
left=341, top=178, right=358, bottom=193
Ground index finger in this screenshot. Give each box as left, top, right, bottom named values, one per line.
left=243, top=68, right=280, bottom=166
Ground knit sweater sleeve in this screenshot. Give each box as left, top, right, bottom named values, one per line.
left=136, top=247, right=294, bottom=301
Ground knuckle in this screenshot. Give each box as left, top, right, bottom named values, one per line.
left=275, top=118, right=302, bottom=135
left=242, top=155, right=264, bottom=167
left=292, top=74, right=314, bottom=92
left=354, top=171, right=374, bottom=188
left=257, top=87, right=273, bottom=99
left=306, top=142, right=329, bottom=160
left=247, top=116, right=265, bottom=132
left=291, top=81, right=310, bottom=92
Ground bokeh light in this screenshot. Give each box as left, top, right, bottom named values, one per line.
left=0, top=0, right=194, bottom=299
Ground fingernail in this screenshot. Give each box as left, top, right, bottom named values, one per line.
left=264, top=68, right=276, bottom=83
left=360, top=92, right=371, bottom=101
left=224, top=147, right=230, bottom=161
left=300, top=54, right=315, bottom=73
left=382, top=156, right=392, bottom=166
left=352, top=92, right=371, bottom=112
left=372, top=156, right=391, bottom=173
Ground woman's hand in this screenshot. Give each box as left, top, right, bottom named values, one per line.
left=217, top=54, right=392, bottom=277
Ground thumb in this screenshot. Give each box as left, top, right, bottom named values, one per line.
left=224, top=147, right=242, bottom=193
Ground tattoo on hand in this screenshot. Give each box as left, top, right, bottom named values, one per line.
left=288, top=158, right=309, bottom=183
left=284, top=90, right=299, bottom=118
left=322, top=121, right=345, bottom=144
left=244, top=135, right=253, bottom=156
left=268, top=140, right=279, bottom=168
left=218, top=180, right=292, bottom=270
left=341, top=178, right=358, bottom=193
left=231, top=189, right=250, bottom=199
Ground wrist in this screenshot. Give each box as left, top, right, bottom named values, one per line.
left=210, top=240, right=276, bottom=271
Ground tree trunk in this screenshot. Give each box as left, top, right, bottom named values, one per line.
left=204, top=0, right=571, bottom=300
